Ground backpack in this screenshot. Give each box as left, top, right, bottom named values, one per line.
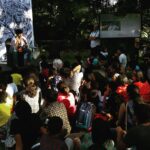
left=76, top=102, right=95, bottom=130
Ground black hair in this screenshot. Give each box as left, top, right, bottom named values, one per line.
left=15, top=29, right=23, bottom=35
left=23, top=75, right=38, bottom=87
left=41, top=60, right=49, bottom=69
left=47, top=116, right=63, bottom=135
left=127, top=84, right=140, bottom=100
left=49, top=67, right=57, bottom=76
left=90, top=81, right=99, bottom=90
left=92, top=118, right=112, bottom=146
left=59, top=68, right=71, bottom=78
left=134, top=103, right=150, bottom=124
left=14, top=100, right=31, bottom=119
left=57, top=81, right=69, bottom=93
left=43, top=89, right=57, bottom=103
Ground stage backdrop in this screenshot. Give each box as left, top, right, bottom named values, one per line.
left=0, top=0, right=34, bottom=62
left=100, top=14, right=141, bottom=38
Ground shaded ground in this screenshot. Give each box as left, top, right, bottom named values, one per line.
left=0, top=49, right=90, bottom=71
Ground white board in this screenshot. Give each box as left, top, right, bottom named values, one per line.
left=100, top=14, right=141, bottom=38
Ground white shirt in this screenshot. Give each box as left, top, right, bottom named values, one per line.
left=6, top=83, right=18, bottom=97
left=11, top=35, right=28, bottom=51
left=100, top=51, right=108, bottom=57
left=119, top=53, right=127, bottom=68
left=22, top=87, right=44, bottom=113
left=71, top=72, right=83, bottom=94
left=64, top=72, right=83, bottom=94
left=90, top=30, right=100, bottom=48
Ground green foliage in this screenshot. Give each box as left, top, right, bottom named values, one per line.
left=32, top=0, right=95, bottom=41
left=141, top=7, right=150, bottom=41
left=32, top=0, right=150, bottom=43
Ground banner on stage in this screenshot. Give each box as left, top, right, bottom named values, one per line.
left=0, top=0, right=34, bottom=62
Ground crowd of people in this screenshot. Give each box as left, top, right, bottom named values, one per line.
left=0, top=29, right=150, bottom=150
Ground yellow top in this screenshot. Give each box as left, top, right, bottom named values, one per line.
left=0, top=103, right=12, bottom=127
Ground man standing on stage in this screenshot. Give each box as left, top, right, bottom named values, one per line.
left=11, top=29, right=29, bottom=67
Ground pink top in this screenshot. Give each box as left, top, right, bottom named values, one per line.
left=57, top=92, right=76, bottom=116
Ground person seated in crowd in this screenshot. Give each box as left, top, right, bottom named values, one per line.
left=47, top=67, right=62, bottom=93
left=5, top=75, right=18, bottom=104
left=40, top=116, right=68, bottom=150
left=39, top=89, right=71, bottom=135
left=9, top=100, right=43, bottom=150
left=89, top=118, right=115, bottom=150
left=53, top=58, right=63, bottom=71
left=57, top=81, right=76, bottom=131
left=88, top=81, right=102, bottom=113
left=60, top=63, right=83, bottom=102
left=0, top=81, right=12, bottom=128
left=20, top=75, right=44, bottom=113
left=116, top=103, right=150, bottom=150
left=116, top=75, right=129, bottom=102
left=117, top=84, right=143, bottom=130
left=57, top=81, right=76, bottom=118
left=133, top=70, right=150, bottom=104
left=11, top=66, right=23, bottom=92
left=38, top=58, right=50, bottom=95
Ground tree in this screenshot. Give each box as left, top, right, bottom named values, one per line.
left=32, top=0, right=150, bottom=43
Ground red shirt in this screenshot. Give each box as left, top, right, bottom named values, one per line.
left=135, top=81, right=150, bottom=103
left=134, top=81, right=144, bottom=89
left=116, top=84, right=128, bottom=102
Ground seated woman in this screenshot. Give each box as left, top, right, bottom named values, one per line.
left=20, top=75, right=44, bottom=113
left=39, top=89, right=71, bottom=135
left=9, top=100, right=43, bottom=150
left=57, top=81, right=76, bottom=118
left=40, top=116, right=68, bottom=150
left=57, top=81, right=76, bottom=131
